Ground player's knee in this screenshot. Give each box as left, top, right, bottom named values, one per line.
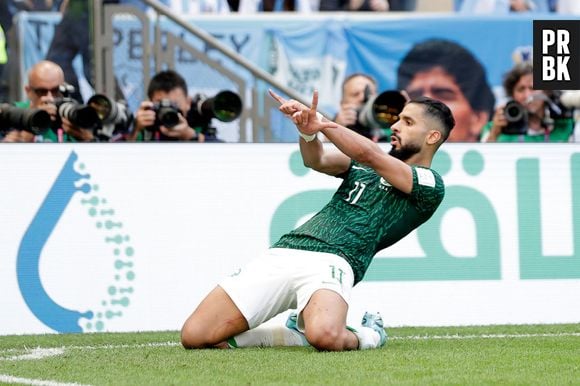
left=180, top=328, right=201, bottom=349
left=180, top=322, right=211, bottom=349
left=305, top=325, right=344, bottom=351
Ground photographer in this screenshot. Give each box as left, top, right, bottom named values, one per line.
left=127, top=70, right=205, bottom=142
left=481, top=62, right=574, bottom=143
left=334, top=73, right=378, bottom=140
left=332, top=73, right=406, bottom=143
left=1, top=60, right=99, bottom=142
left=2, top=60, right=62, bottom=142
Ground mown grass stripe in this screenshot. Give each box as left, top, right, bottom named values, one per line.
left=0, top=331, right=579, bottom=356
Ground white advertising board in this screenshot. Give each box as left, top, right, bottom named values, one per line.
left=0, top=143, right=579, bottom=335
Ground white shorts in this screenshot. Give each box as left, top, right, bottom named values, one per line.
left=219, top=248, right=355, bottom=329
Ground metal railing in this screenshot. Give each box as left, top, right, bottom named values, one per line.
left=93, top=0, right=310, bottom=142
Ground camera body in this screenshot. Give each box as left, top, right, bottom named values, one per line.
left=0, top=104, right=51, bottom=135
left=142, top=99, right=182, bottom=141
left=349, top=89, right=406, bottom=140
left=502, top=100, right=528, bottom=135
left=151, top=99, right=181, bottom=129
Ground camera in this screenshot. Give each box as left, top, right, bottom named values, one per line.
left=187, top=90, right=242, bottom=140
left=87, top=94, right=133, bottom=140
left=502, top=100, right=528, bottom=135
left=0, top=104, right=51, bottom=135
left=151, top=99, right=181, bottom=129
left=54, top=98, right=100, bottom=130
left=350, top=88, right=406, bottom=140
left=50, top=83, right=99, bottom=130
left=501, top=92, right=574, bottom=136
left=87, top=94, right=133, bottom=127
left=541, top=90, right=574, bottom=120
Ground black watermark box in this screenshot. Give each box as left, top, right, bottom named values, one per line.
left=534, top=20, right=580, bottom=90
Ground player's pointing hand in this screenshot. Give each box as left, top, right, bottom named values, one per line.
left=268, top=89, right=337, bottom=136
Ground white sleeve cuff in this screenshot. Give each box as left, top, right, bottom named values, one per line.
left=298, top=131, right=317, bottom=142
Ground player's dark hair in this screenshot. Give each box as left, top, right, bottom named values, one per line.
left=503, top=62, right=533, bottom=98
left=409, top=96, right=455, bottom=142
left=397, top=39, right=495, bottom=116
left=147, top=70, right=188, bottom=100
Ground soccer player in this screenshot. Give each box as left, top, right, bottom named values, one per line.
left=181, top=89, right=454, bottom=351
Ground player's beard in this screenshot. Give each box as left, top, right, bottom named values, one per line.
left=388, top=139, right=421, bottom=161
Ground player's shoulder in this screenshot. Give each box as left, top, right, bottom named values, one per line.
left=409, top=166, right=445, bottom=210
left=411, top=166, right=443, bottom=189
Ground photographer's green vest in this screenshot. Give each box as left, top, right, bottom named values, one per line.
left=480, top=117, right=574, bottom=142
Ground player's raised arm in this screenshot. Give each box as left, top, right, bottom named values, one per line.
left=321, top=108, right=415, bottom=194
left=281, top=89, right=413, bottom=192
left=312, top=91, right=451, bottom=195
left=269, top=89, right=351, bottom=177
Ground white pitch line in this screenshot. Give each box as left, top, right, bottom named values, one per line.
left=0, top=332, right=579, bottom=356
left=2, top=348, right=65, bottom=361
left=0, top=374, right=90, bottom=386
left=0, top=341, right=178, bottom=355
left=389, top=332, right=580, bottom=340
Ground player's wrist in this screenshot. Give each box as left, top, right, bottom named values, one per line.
left=299, top=131, right=317, bottom=142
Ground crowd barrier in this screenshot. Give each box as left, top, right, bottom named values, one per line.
left=1, top=143, right=579, bottom=334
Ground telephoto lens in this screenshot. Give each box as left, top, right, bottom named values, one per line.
left=55, top=99, right=100, bottom=129
left=87, top=94, right=132, bottom=126
left=187, top=90, right=243, bottom=140
left=358, top=90, right=407, bottom=130
left=0, top=104, right=51, bottom=135
left=195, top=90, right=243, bottom=123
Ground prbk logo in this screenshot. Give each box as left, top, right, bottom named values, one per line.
left=533, top=20, right=580, bottom=90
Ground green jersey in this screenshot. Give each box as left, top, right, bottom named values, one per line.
left=273, top=161, right=445, bottom=284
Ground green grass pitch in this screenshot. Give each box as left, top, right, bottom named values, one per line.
left=1, top=324, right=579, bottom=385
